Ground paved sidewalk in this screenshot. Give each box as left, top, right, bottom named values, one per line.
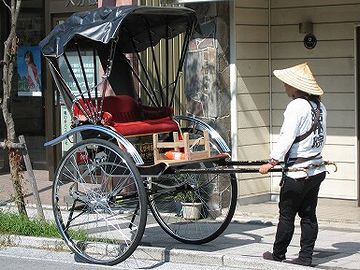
left=1, top=170, right=360, bottom=269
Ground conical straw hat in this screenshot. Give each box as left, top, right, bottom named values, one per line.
left=273, top=63, right=323, bottom=96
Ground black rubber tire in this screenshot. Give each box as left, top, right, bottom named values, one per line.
left=148, top=160, right=237, bottom=244
left=53, top=138, right=147, bottom=265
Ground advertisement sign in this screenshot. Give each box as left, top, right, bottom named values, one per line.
left=61, top=105, right=73, bottom=155
left=17, top=46, right=42, bottom=96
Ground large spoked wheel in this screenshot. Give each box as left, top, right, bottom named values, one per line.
left=149, top=162, right=237, bottom=244
left=53, top=138, right=147, bottom=265
left=148, top=129, right=237, bottom=244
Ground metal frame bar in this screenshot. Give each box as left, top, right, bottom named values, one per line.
left=165, top=24, right=169, bottom=105
left=48, top=60, right=92, bottom=121
left=63, top=52, right=95, bottom=123
left=130, top=37, right=160, bottom=106
left=93, top=47, right=99, bottom=121
left=76, top=43, right=91, bottom=99
left=170, top=23, right=194, bottom=107
left=97, top=38, right=118, bottom=122
left=44, top=124, right=144, bottom=165
left=126, top=19, right=193, bottom=108
left=144, top=17, right=164, bottom=106
left=174, top=115, right=231, bottom=153
left=125, top=59, right=158, bottom=106
left=76, top=42, right=96, bottom=120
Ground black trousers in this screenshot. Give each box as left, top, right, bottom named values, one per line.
left=272, top=171, right=326, bottom=262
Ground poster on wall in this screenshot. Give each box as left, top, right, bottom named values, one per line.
left=17, top=46, right=42, bottom=96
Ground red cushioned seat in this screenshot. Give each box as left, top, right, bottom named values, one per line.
left=73, top=95, right=178, bottom=136
left=111, top=116, right=179, bottom=136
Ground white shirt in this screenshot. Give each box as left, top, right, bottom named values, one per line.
left=271, top=98, right=327, bottom=178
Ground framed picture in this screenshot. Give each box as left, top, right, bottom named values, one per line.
left=17, top=46, right=42, bottom=96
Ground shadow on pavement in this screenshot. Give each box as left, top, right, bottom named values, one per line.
left=312, top=241, right=360, bottom=266
left=141, top=219, right=274, bottom=253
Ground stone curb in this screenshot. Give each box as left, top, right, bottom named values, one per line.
left=2, top=204, right=359, bottom=232
left=0, top=234, right=311, bottom=270
left=223, top=256, right=312, bottom=270
left=233, top=215, right=360, bottom=233
left=0, top=235, right=68, bottom=251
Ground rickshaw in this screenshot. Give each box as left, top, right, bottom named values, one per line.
left=40, top=5, right=336, bottom=266
left=40, top=5, right=238, bottom=265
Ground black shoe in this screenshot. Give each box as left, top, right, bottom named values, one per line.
left=262, top=251, right=284, bottom=262
left=284, top=257, right=312, bottom=267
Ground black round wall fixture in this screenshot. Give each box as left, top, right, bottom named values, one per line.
left=304, top=33, right=317, bottom=49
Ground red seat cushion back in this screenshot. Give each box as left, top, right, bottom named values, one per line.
left=142, top=105, right=173, bottom=119
left=73, top=95, right=142, bottom=123
left=102, top=95, right=141, bottom=123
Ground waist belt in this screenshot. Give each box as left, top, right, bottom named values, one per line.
left=287, top=153, right=322, bottom=166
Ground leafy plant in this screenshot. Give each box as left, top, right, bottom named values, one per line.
left=175, top=190, right=200, bottom=203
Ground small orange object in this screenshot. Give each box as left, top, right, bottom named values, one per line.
left=101, top=111, right=113, bottom=124
left=164, top=150, right=186, bottom=160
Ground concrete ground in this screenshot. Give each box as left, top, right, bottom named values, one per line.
left=0, top=170, right=360, bottom=269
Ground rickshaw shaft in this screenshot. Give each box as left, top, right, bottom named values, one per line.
left=174, top=167, right=284, bottom=174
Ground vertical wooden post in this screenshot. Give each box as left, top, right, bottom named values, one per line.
left=18, top=135, right=45, bottom=220
left=183, top=132, right=190, bottom=160
left=204, top=130, right=211, bottom=158
left=153, top=133, right=160, bottom=164
left=173, top=132, right=180, bottom=152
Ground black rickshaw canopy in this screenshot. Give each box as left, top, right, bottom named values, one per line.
left=40, top=5, right=197, bottom=58
left=39, top=5, right=198, bottom=124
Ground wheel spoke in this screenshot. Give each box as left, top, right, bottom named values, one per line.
left=53, top=139, right=147, bottom=265
left=149, top=129, right=237, bottom=244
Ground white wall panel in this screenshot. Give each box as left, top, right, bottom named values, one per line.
left=236, top=25, right=268, bottom=42
left=237, top=77, right=269, bottom=94
left=238, top=178, right=271, bottom=197
left=236, top=0, right=268, bottom=8
left=237, top=43, right=268, bottom=59
left=271, top=0, right=360, bottom=8
left=271, top=59, right=354, bottom=76
left=319, top=179, right=357, bottom=199
left=271, top=93, right=355, bottom=111
left=271, top=40, right=354, bottom=59
left=238, top=127, right=270, bottom=146
left=237, top=144, right=270, bottom=160
left=235, top=8, right=268, bottom=25
left=235, top=0, right=271, bottom=199
left=237, top=111, right=269, bottom=128
left=237, top=93, right=270, bottom=111
left=236, top=60, right=269, bottom=77
left=271, top=4, right=360, bottom=25
left=269, top=1, right=359, bottom=200
left=272, top=23, right=357, bottom=42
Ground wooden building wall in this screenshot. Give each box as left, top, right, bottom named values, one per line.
left=235, top=0, right=271, bottom=202
left=235, top=0, right=360, bottom=201
left=270, top=0, right=360, bottom=199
